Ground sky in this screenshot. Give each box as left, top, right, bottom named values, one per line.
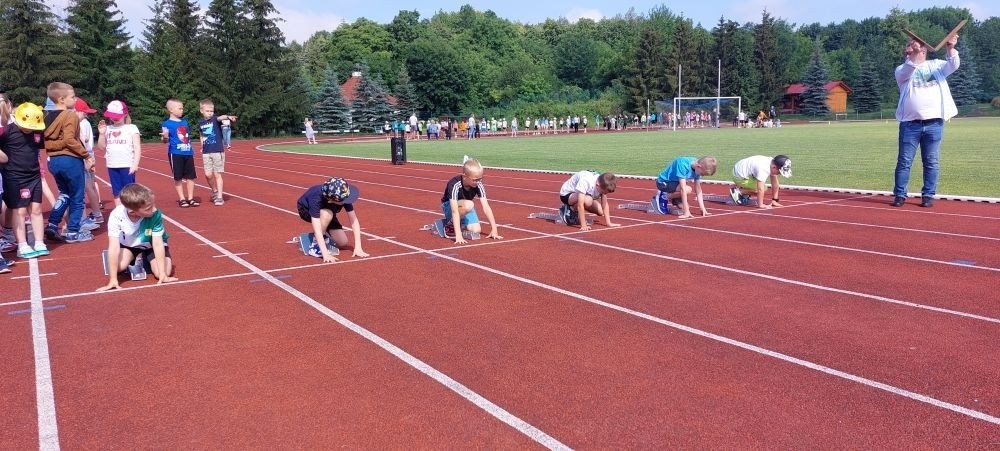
left=50, top=0, right=999, bottom=45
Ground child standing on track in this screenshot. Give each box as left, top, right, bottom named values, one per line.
left=96, top=100, right=141, bottom=207
left=653, top=156, right=717, bottom=219
left=0, top=103, right=49, bottom=259
left=97, top=183, right=177, bottom=291
left=43, top=82, right=97, bottom=242
left=558, top=170, right=619, bottom=231
left=296, top=177, right=369, bottom=262
left=729, top=155, right=792, bottom=209
left=197, top=98, right=237, bottom=206
left=161, top=98, right=198, bottom=207
left=439, top=158, right=503, bottom=244
left=75, top=97, right=103, bottom=225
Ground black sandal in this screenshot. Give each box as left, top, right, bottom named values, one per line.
left=188, top=198, right=200, bottom=207
left=179, top=199, right=190, bottom=208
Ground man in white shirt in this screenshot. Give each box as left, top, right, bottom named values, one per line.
left=891, top=34, right=960, bottom=208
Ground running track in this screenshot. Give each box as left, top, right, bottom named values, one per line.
left=2, top=138, right=998, bottom=448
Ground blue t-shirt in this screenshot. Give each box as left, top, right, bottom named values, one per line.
left=657, top=157, right=699, bottom=183
left=198, top=116, right=224, bottom=154
left=162, top=118, right=193, bottom=156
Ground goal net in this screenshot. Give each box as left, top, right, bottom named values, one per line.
left=654, top=96, right=742, bottom=130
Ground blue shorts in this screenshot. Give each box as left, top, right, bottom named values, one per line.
left=441, top=201, right=479, bottom=226
left=108, top=167, right=136, bottom=196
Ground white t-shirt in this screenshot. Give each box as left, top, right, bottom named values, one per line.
left=895, top=54, right=960, bottom=121
left=560, top=171, right=601, bottom=197
left=104, top=124, right=141, bottom=168
left=79, top=118, right=94, bottom=152
left=106, top=204, right=167, bottom=249
left=733, top=155, right=772, bottom=182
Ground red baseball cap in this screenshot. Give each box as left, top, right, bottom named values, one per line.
left=74, top=97, right=97, bottom=114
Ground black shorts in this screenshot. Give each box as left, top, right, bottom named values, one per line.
left=169, top=154, right=197, bottom=181
left=297, top=206, right=343, bottom=231
left=123, top=245, right=172, bottom=272
left=2, top=176, right=42, bottom=209
left=656, top=180, right=680, bottom=193
left=559, top=193, right=572, bottom=205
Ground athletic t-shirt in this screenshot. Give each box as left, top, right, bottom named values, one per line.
left=559, top=170, right=601, bottom=197
left=0, top=123, right=43, bottom=179
left=440, top=175, right=486, bottom=203
left=162, top=118, right=193, bottom=156
left=107, top=204, right=169, bottom=249
left=296, top=185, right=355, bottom=219
left=733, top=155, right=772, bottom=182
left=104, top=124, right=141, bottom=168
left=656, top=157, right=698, bottom=184
left=198, top=115, right=224, bottom=153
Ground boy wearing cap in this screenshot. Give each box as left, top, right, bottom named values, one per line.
left=728, top=155, right=792, bottom=208
left=652, top=156, right=717, bottom=219
left=75, top=97, right=103, bottom=225
left=196, top=98, right=237, bottom=206
left=296, top=177, right=369, bottom=262
left=439, top=158, right=503, bottom=244
left=96, top=100, right=141, bottom=207
left=43, top=82, right=95, bottom=242
left=0, top=103, right=51, bottom=258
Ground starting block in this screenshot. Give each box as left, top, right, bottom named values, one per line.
left=291, top=232, right=340, bottom=257
left=420, top=219, right=481, bottom=240
left=101, top=250, right=148, bottom=281
left=617, top=199, right=682, bottom=216
left=527, top=211, right=594, bottom=225
left=703, top=194, right=739, bottom=205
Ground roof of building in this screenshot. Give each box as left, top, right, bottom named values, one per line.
left=340, top=72, right=398, bottom=105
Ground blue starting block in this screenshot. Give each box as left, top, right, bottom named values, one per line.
left=291, top=233, right=340, bottom=257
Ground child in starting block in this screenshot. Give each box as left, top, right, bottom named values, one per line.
left=296, top=177, right=369, bottom=262
left=439, top=158, right=502, bottom=244
left=96, top=183, right=177, bottom=291
left=558, top=170, right=619, bottom=231
left=729, top=155, right=791, bottom=208
left=653, top=156, right=717, bottom=218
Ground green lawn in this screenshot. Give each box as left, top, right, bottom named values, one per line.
left=262, top=118, right=1000, bottom=198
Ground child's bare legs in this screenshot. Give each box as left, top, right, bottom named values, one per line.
left=456, top=199, right=481, bottom=233
left=174, top=180, right=184, bottom=202
left=28, top=203, right=45, bottom=247
left=12, top=208, right=28, bottom=247
left=328, top=228, right=350, bottom=249
left=40, top=177, right=56, bottom=209
left=85, top=172, right=101, bottom=217
left=149, top=256, right=173, bottom=280
left=185, top=179, right=195, bottom=201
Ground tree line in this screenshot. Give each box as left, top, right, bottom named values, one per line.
left=0, top=1, right=994, bottom=139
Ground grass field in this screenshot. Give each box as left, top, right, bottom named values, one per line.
left=263, top=118, right=1000, bottom=198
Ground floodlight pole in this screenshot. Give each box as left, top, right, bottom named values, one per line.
left=674, top=64, right=682, bottom=131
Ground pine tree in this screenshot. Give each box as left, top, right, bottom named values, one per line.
left=65, top=0, right=133, bottom=105
left=393, top=67, right=419, bottom=119
left=624, top=27, right=667, bottom=113
left=754, top=10, right=782, bottom=110
left=799, top=44, right=831, bottom=116
left=853, top=56, right=882, bottom=113
left=350, top=64, right=394, bottom=134
left=668, top=19, right=699, bottom=97
left=199, top=0, right=242, bottom=112
left=313, top=68, right=350, bottom=131
left=947, top=42, right=982, bottom=106
left=0, top=0, right=76, bottom=103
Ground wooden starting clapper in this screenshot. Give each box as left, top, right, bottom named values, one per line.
left=903, top=20, right=966, bottom=52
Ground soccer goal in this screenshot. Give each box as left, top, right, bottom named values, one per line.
left=655, top=96, right=742, bottom=130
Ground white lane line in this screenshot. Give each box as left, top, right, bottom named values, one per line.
left=823, top=202, right=1000, bottom=220
left=12, top=272, right=59, bottom=280
left=213, top=252, right=248, bottom=258
left=141, top=153, right=1000, bottom=424
left=160, top=213, right=570, bottom=449
left=29, top=258, right=61, bottom=450
left=760, top=212, right=1000, bottom=240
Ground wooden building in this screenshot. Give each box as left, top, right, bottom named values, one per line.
left=782, top=81, right=853, bottom=114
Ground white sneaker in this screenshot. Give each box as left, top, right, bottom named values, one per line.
left=80, top=217, right=100, bottom=232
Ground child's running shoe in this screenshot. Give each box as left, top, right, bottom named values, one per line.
left=88, top=212, right=104, bottom=224
left=306, top=239, right=323, bottom=258
left=729, top=186, right=742, bottom=204
left=650, top=193, right=669, bottom=215
left=0, top=257, right=12, bottom=274
left=44, top=225, right=66, bottom=242
left=64, top=230, right=95, bottom=243
left=738, top=194, right=752, bottom=206
left=442, top=221, right=456, bottom=239
left=80, top=217, right=100, bottom=232
left=17, top=244, right=40, bottom=259
left=559, top=204, right=579, bottom=225
left=32, top=243, right=50, bottom=257
left=0, top=236, right=16, bottom=253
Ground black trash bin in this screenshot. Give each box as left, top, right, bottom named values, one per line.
left=390, top=136, right=406, bottom=165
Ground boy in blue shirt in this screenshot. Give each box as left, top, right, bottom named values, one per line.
left=652, top=156, right=717, bottom=218
left=161, top=98, right=198, bottom=207
left=197, top=98, right=237, bottom=206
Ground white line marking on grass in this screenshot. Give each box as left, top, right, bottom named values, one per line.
left=160, top=216, right=571, bottom=450
left=29, top=259, right=61, bottom=450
